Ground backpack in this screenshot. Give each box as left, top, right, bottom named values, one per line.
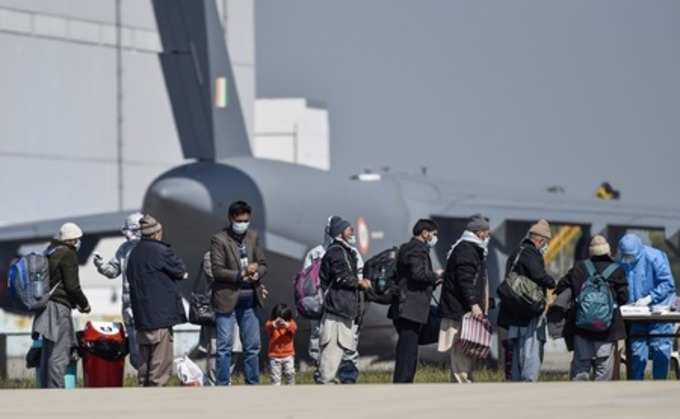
left=293, top=257, right=324, bottom=319
left=363, top=247, right=399, bottom=305
left=7, top=249, right=60, bottom=312
left=575, top=261, right=618, bottom=332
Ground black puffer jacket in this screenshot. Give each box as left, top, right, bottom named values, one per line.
left=47, top=241, right=90, bottom=310
left=127, top=238, right=188, bottom=331
left=555, top=255, right=628, bottom=342
left=439, top=241, right=487, bottom=321
left=497, top=239, right=556, bottom=328
left=389, top=238, right=439, bottom=325
left=320, top=240, right=360, bottom=321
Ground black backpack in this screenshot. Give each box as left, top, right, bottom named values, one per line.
left=363, top=247, right=399, bottom=305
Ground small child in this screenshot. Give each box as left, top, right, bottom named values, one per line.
left=265, top=303, right=297, bottom=385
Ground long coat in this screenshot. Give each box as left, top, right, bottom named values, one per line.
left=390, top=238, right=439, bottom=325
left=127, top=238, right=188, bottom=330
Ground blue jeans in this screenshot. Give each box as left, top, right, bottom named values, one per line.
left=215, top=296, right=261, bottom=385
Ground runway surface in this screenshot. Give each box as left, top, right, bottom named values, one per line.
left=0, top=382, right=677, bottom=419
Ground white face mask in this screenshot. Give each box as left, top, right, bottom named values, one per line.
left=232, top=222, right=250, bottom=235
left=74, top=239, right=82, bottom=251
left=347, top=235, right=357, bottom=246
left=540, top=243, right=549, bottom=256
left=427, top=235, right=439, bottom=248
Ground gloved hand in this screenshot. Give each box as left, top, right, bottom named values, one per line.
left=78, top=304, right=92, bottom=314
left=635, top=295, right=652, bottom=307
left=93, top=252, right=103, bottom=268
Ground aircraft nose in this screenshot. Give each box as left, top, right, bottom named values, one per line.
left=144, top=176, right=214, bottom=214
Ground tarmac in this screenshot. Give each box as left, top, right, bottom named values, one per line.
left=0, top=382, right=677, bottom=419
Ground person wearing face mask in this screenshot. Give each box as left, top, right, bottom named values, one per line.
left=210, top=200, right=268, bottom=385
left=32, top=222, right=91, bottom=388
left=617, top=233, right=676, bottom=380
left=92, top=212, right=144, bottom=369
left=437, top=214, right=492, bottom=383
left=497, top=219, right=556, bottom=382
left=389, top=219, right=443, bottom=383
left=303, top=216, right=365, bottom=383
left=317, top=217, right=372, bottom=384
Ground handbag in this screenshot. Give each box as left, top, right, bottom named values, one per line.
left=418, top=289, right=442, bottom=346
left=455, top=313, right=493, bottom=359
left=497, top=247, right=546, bottom=316
left=189, top=261, right=216, bottom=326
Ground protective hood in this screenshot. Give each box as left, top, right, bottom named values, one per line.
left=618, top=234, right=644, bottom=266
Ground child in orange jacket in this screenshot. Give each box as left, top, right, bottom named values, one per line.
left=265, top=303, right=297, bottom=385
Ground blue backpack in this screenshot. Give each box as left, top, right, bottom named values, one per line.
left=7, top=249, right=60, bottom=312
left=575, top=261, right=618, bottom=332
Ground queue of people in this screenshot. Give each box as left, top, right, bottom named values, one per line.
left=29, top=201, right=677, bottom=388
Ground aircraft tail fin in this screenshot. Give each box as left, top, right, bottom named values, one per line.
left=152, top=0, right=251, bottom=161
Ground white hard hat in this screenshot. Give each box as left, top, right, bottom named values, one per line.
left=123, top=212, right=144, bottom=232
left=56, top=222, right=83, bottom=241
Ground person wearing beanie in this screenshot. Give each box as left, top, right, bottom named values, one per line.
left=438, top=214, right=492, bottom=383
left=497, top=219, right=556, bottom=382
left=92, top=212, right=144, bottom=369
left=556, top=235, right=628, bottom=381
left=210, top=200, right=268, bottom=386
left=317, top=217, right=372, bottom=384
left=127, top=214, right=188, bottom=386
left=302, top=215, right=366, bottom=384
left=617, top=233, right=676, bottom=380
left=32, top=222, right=90, bottom=388
left=389, top=218, right=443, bottom=383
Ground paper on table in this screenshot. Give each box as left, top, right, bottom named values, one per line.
left=620, top=304, right=650, bottom=316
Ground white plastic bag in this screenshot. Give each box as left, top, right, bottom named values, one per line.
left=175, top=355, right=204, bottom=386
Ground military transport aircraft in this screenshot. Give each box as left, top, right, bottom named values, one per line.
left=1, top=0, right=679, bottom=360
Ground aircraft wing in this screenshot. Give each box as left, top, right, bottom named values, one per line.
left=0, top=210, right=138, bottom=243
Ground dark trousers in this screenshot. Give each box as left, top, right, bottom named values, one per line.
left=393, top=317, right=423, bottom=383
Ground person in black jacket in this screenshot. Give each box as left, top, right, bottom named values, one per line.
left=32, top=222, right=91, bottom=388
left=497, top=219, right=556, bottom=382
left=317, top=217, right=372, bottom=384
left=438, top=214, right=491, bottom=383
left=555, top=235, right=628, bottom=381
left=390, top=219, right=443, bottom=383
left=127, top=215, right=188, bottom=386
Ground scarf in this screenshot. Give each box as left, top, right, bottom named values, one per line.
left=446, top=230, right=488, bottom=260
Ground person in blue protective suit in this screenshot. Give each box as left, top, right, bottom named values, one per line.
left=618, top=234, right=677, bottom=380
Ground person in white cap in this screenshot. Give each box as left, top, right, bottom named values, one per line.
left=32, top=222, right=91, bottom=388
left=93, top=212, right=144, bottom=369
left=556, top=235, right=628, bottom=381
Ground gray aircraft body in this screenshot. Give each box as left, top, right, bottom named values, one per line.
left=2, top=0, right=680, bottom=361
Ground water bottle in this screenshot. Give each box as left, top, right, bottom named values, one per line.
left=33, top=272, right=45, bottom=299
